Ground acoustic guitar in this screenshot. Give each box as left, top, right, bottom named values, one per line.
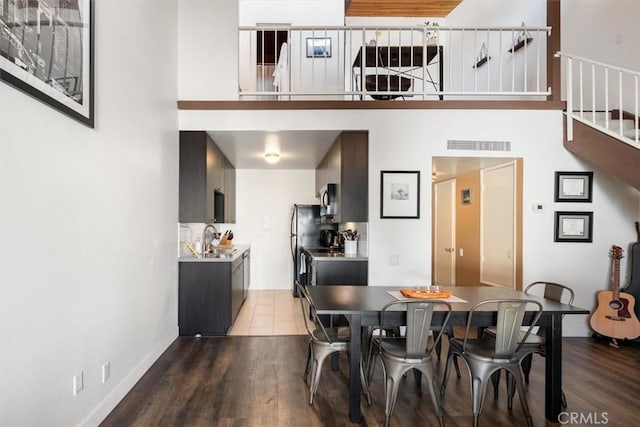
left=590, top=245, right=640, bottom=340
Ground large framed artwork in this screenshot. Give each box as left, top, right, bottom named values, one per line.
left=0, top=0, right=95, bottom=127
left=380, top=170, right=420, bottom=218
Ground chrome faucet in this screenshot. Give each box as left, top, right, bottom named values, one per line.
left=202, top=223, right=219, bottom=253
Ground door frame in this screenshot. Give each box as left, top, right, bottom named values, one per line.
left=433, top=178, right=456, bottom=286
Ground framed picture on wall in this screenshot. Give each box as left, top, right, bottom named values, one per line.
left=461, top=188, right=472, bottom=205
left=554, top=171, right=593, bottom=202
left=380, top=171, right=420, bottom=218
left=306, top=37, right=332, bottom=58
left=554, top=211, right=593, bottom=242
left=0, top=0, right=95, bottom=127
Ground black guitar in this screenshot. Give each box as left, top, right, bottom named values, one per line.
left=622, top=222, right=640, bottom=320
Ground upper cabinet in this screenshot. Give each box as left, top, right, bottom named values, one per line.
left=179, top=131, right=236, bottom=223
left=316, top=131, right=368, bottom=223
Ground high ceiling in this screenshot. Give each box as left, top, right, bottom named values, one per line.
left=346, top=0, right=463, bottom=17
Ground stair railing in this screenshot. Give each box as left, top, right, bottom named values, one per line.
left=556, top=52, right=639, bottom=148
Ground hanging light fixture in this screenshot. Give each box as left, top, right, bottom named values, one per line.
left=264, top=151, right=280, bottom=164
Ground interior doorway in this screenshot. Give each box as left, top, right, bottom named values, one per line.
left=432, top=157, right=522, bottom=289
left=256, top=29, right=289, bottom=94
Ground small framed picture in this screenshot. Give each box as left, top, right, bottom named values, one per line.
left=306, top=37, right=332, bottom=58
left=380, top=171, right=420, bottom=218
left=554, top=211, right=593, bottom=242
left=461, top=188, right=472, bottom=205
left=554, top=171, right=593, bottom=202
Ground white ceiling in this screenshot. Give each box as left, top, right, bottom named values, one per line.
left=208, top=130, right=515, bottom=177
left=207, top=130, right=341, bottom=169
left=432, top=156, right=516, bottom=182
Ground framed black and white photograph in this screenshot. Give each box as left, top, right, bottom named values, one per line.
left=554, top=211, right=593, bottom=242
left=461, top=188, right=472, bottom=205
left=306, top=37, right=331, bottom=58
left=554, top=171, right=593, bottom=202
left=380, top=171, right=420, bottom=218
left=0, top=0, right=94, bottom=127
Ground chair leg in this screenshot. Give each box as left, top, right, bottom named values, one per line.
left=521, top=353, right=533, bottom=384
left=303, top=342, right=312, bottom=383
left=508, top=365, right=533, bottom=427
left=440, top=351, right=456, bottom=397
left=470, top=374, right=490, bottom=427
left=453, top=354, right=461, bottom=378
left=416, top=364, right=445, bottom=427
left=360, top=359, right=372, bottom=405
left=308, top=349, right=332, bottom=405
left=381, top=362, right=404, bottom=427
left=413, top=369, right=422, bottom=396
left=491, top=369, right=501, bottom=399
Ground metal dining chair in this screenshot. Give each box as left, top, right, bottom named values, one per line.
left=375, top=299, right=452, bottom=427
left=487, top=281, right=574, bottom=408
left=440, top=299, right=543, bottom=427
left=295, top=281, right=371, bottom=406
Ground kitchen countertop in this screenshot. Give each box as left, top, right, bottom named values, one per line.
left=179, top=244, right=250, bottom=262
left=304, top=247, right=368, bottom=262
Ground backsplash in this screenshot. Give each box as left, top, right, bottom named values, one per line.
left=178, top=223, right=234, bottom=257
left=341, top=222, right=368, bottom=256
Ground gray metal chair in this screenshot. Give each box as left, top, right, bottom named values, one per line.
left=441, top=299, right=543, bottom=427
left=295, top=281, right=371, bottom=405
left=376, top=299, right=452, bottom=427
left=487, top=281, right=574, bottom=408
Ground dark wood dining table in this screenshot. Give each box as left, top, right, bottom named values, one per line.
left=307, top=285, right=589, bottom=423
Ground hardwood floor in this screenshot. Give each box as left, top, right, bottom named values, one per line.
left=101, top=336, right=640, bottom=426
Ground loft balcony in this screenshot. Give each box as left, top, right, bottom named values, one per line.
left=236, top=25, right=551, bottom=102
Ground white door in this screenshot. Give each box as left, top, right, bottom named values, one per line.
left=434, top=179, right=456, bottom=286
left=480, top=162, right=516, bottom=288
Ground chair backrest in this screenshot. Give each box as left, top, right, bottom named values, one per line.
left=294, top=281, right=334, bottom=343
left=463, top=299, right=543, bottom=359
left=380, top=299, right=452, bottom=359
left=524, top=281, right=575, bottom=306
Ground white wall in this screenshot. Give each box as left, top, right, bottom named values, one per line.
left=180, top=107, right=640, bottom=336
left=234, top=169, right=317, bottom=290
left=445, top=0, right=547, bottom=97
left=561, top=0, right=640, bottom=111
left=0, top=1, right=179, bottom=425
left=179, top=0, right=239, bottom=100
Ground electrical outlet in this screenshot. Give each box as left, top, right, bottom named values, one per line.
left=102, top=362, right=111, bottom=383
left=73, top=371, right=84, bottom=396
left=389, top=254, right=399, bottom=266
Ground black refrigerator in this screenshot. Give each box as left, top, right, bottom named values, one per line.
left=290, top=204, right=321, bottom=296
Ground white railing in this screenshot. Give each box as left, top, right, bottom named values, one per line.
left=557, top=52, right=640, bottom=148
left=238, top=25, right=551, bottom=101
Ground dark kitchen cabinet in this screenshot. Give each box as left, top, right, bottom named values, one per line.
left=315, top=131, right=368, bottom=222
left=179, top=131, right=236, bottom=223
left=178, top=252, right=248, bottom=336
left=224, top=155, right=236, bottom=223
left=315, top=260, right=368, bottom=285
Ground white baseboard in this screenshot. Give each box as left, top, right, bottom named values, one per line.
left=80, top=327, right=179, bottom=426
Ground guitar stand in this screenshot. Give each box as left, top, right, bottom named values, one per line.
left=609, top=338, right=620, bottom=349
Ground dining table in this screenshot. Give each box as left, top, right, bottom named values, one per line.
left=307, top=284, right=589, bottom=423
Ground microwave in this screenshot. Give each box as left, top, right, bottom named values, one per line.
left=319, top=183, right=339, bottom=222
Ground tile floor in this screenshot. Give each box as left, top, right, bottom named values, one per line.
left=228, top=289, right=307, bottom=336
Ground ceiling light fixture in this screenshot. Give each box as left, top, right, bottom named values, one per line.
left=265, top=152, right=280, bottom=164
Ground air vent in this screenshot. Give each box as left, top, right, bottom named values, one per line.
left=447, top=139, right=511, bottom=151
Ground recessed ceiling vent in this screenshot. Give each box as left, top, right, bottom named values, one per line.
left=447, top=139, right=511, bottom=152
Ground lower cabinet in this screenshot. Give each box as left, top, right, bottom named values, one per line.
left=179, top=252, right=248, bottom=336
left=316, top=260, right=368, bottom=285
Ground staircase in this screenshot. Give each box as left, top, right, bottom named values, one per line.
left=556, top=52, right=640, bottom=192
left=564, top=110, right=640, bottom=191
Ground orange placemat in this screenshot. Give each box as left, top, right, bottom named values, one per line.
left=400, top=289, right=452, bottom=299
